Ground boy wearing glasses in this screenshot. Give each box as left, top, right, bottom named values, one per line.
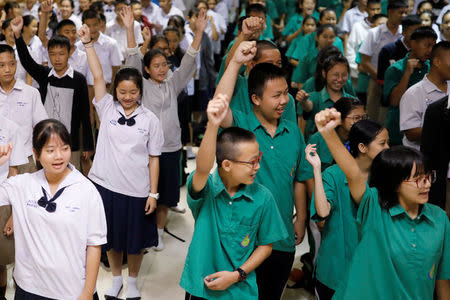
left=180, top=94, right=287, bottom=300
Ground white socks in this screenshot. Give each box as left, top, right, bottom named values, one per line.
left=154, top=228, right=165, bottom=251
left=126, top=276, right=140, bottom=299
left=105, top=275, right=123, bottom=297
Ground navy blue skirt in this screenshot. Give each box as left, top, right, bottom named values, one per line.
left=94, top=183, right=158, bottom=254
left=158, top=150, right=181, bottom=207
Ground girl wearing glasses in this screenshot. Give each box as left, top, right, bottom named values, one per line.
left=0, top=119, right=107, bottom=299
left=79, top=23, right=164, bottom=299
left=307, top=97, right=366, bottom=171
left=305, top=118, right=389, bottom=299
left=315, top=108, right=450, bottom=300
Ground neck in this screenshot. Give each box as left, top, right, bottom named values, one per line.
left=23, top=33, right=32, bottom=44
left=6, top=39, right=15, bottom=47
left=253, top=107, right=278, bottom=136
left=335, top=126, right=349, bottom=141
left=398, top=197, right=420, bottom=219
left=69, top=46, right=75, bottom=56
left=355, top=155, right=372, bottom=181
left=326, top=86, right=343, bottom=101
left=163, top=7, right=171, bottom=14
left=45, top=167, right=70, bottom=189
left=92, top=32, right=100, bottom=42
left=358, top=4, right=366, bottom=11
left=1, top=79, right=16, bottom=93
left=386, top=20, right=398, bottom=33
left=218, top=169, right=241, bottom=197
left=427, top=69, right=448, bottom=93
left=123, top=104, right=138, bottom=116
left=55, top=66, right=69, bottom=77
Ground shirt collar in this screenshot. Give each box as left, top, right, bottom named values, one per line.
left=96, top=33, right=107, bottom=45
left=114, top=100, right=144, bottom=116
left=422, top=75, right=448, bottom=95
left=36, top=164, right=84, bottom=196
left=388, top=204, right=435, bottom=224
left=247, top=109, right=290, bottom=136
left=48, top=65, right=74, bottom=79
left=211, top=169, right=254, bottom=201
left=0, top=79, right=26, bottom=94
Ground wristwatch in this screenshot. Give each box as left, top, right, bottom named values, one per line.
left=149, top=192, right=160, bottom=200
left=235, top=268, right=247, bottom=282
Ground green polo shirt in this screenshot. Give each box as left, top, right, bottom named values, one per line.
left=355, top=44, right=370, bottom=93
left=310, top=164, right=359, bottom=290
left=291, top=48, right=318, bottom=84
left=180, top=170, right=288, bottom=299
left=383, top=54, right=430, bottom=145
left=282, top=11, right=320, bottom=37
left=230, top=75, right=297, bottom=124
left=302, top=77, right=356, bottom=96
left=286, top=34, right=305, bottom=59
left=306, top=132, right=335, bottom=171
left=317, top=0, right=343, bottom=18
left=232, top=110, right=313, bottom=252
left=301, top=87, right=354, bottom=140
left=333, top=184, right=450, bottom=300
left=291, top=32, right=344, bottom=62
left=216, top=39, right=246, bottom=85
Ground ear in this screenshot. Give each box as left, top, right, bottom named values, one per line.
left=251, top=94, right=261, bottom=106
left=246, top=60, right=256, bottom=70
left=32, top=148, right=39, bottom=161
left=221, top=159, right=232, bottom=172
left=144, top=65, right=151, bottom=75
left=322, top=70, right=326, bottom=79
left=358, top=142, right=368, bottom=154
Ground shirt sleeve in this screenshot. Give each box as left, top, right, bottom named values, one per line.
left=186, top=171, right=211, bottom=220
left=93, top=93, right=114, bottom=121
left=9, top=124, right=28, bottom=167
left=311, top=167, right=338, bottom=221
left=31, top=87, right=48, bottom=126
left=257, top=192, right=288, bottom=245
left=134, top=22, right=144, bottom=45
left=86, top=185, right=107, bottom=246
left=295, top=129, right=314, bottom=182
left=147, top=113, right=164, bottom=156
left=358, top=29, right=375, bottom=57
left=382, top=64, right=402, bottom=106
left=436, top=217, right=450, bottom=280
left=399, top=88, right=421, bottom=131
left=356, top=184, right=380, bottom=228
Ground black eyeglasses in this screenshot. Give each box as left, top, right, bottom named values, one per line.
left=346, top=114, right=369, bottom=122
left=404, top=170, right=437, bottom=188
left=37, top=186, right=66, bottom=213
left=118, top=112, right=137, bottom=126
left=229, top=152, right=263, bottom=169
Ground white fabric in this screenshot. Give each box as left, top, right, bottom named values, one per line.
left=0, top=165, right=107, bottom=299
left=160, top=6, right=184, bottom=29
left=346, top=18, right=372, bottom=78
left=69, top=14, right=83, bottom=31
left=400, top=76, right=450, bottom=150
left=103, top=4, right=116, bottom=23
left=339, top=6, right=368, bottom=34
left=206, top=10, right=227, bottom=54
left=0, top=117, right=28, bottom=181
left=215, top=1, right=230, bottom=24
left=0, top=80, right=48, bottom=156
left=105, top=19, right=144, bottom=58
left=75, top=33, right=123, bottom=84
left=22, top=2, right=39, bottom=19
left=48, top=65, right=74, bottom=79
left=359, top=23, right=402, bottom=69
left=89, top=94, right=164, bottom=197
left=437, top=4, right=450, bottom=24
left=142, top=2, right=164, bottom=34
left=46, top=46, right=92, bottom=85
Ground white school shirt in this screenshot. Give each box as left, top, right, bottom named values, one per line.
left=105, top=18, right=144, bottom=58
left=0, top=42, right=32, bottom=87
left=0, top=164, right=107, bottom=299
left=160, top=6, right=185, bottom=29
left=359, top=23, right=402, bottom=69
left=142, top=2, right=164, bottom=34
left=206, top=10, right=227, bottom=55
left=437, top=4, right=450, bottom=24
left=338, top=6, right=368, bottom=34
left=0, top=79, right=48, bottom=157
left=75, top=33, right=123, bottom=84
left=89, top=94, right=164, bottom=197
left=173, top=0, right=187, bottom=12
left=22, top=2, right=40, bottom=19
left=346, top=18, right=372, bottom=78
left=400, top=76, right=450, bottom=150
left=0, top=117, right=28, bottom=181
left=103, top=4, right=116, bottom=23
left=215, top=1, right=230, bottom=24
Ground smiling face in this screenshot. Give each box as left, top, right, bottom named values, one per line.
left=324, top=63, right=348, bottom=93
left=420, top=12, right=432, bottom=26
left=316, top=27, right=336, bottom=49
left=252, top=77, right=290, bottom=121
left=58, top=24, right=77, bottom=47
left=115, top=79, right=140, bottom=111
left=60, top=0, right=74, bottom=19
left=23, top=18, right=38, bottom=38
left=302, top=0, right=316, bottom=16
left=226, top=141, right=261, bottom=185
left=397, top=162, right=431, bottom=208
left=320, top=10, right=337, bottom=26
left=35, top=134, right=71, bottom=176
left=0, top=51, right=17, bottom=85
left=145, top=54, right=170, bottom=83
left=341, top=106, right=366, bottom=133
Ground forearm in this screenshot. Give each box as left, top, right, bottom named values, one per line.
left=84, top=43, right=107, bottom=100
left=389, top=72, right=412, bottom=107
left=8, top=166, right=18, bottom=177
left=361, top=55, right=377, bottom=78
left=436, top=280, right=450, bottom=300
left=191, top=30, right=204, bottom=51
left=215, top=61, right=241, bottom=101
left=82, top=245, right=101, bottom=295
left=140, top=38, right=150, bottom=56
left=312, top=168, right=330, bottom=218
left=301, top=99, right=313, bottom=113
left=294, top=181, right=307, bottom=223
left=38, top=12, right=49, bottom=47
left=240, top=244, right=272, bottom=274
left=225, top=34, right=246, bottom=69
left=286, top=28, right=301, bottom=43
left=126, top=25, right=137, bottom=48
left=404, top=127, right=421, bottom=142
left=210, top=21, right=219, bottom=41
left=195, top=122, right=218, bottom=175
left=149, top=156, right=159, bottom=194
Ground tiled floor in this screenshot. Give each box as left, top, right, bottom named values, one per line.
left=5, top=157, right=314, bottom=300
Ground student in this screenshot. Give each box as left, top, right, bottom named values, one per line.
left=315, top=107, right=450, bottom=300
left=2, top=1, right=21, bottom=20
left=235, top=1, right=275, bottom=41
left=130, top=0, right=153, bottom=32
left=297, top=54, right=354, bottom=140
left=21, top=15, right=44, bottom=87
left=307, top=97, right=366, bottom=171
left=77, top=0, right=92, bottom=18
left=420, top=10, right=434, bottom=26
left=338, top=0, right=368, bottom=39
left=217, top=43, right=313, bottom=300
left=13, top=16, right=95, bottom=172
left=377, top=15, right=422, bottom=87
left=417, top=0, right=434, bottom=14
left=286, top=16, right=318, bottom=65
left=307, top=119, right=389, bottom=300
left=0, top=44, right=48, bottom=174
left=383, top=26, right=437, bottom=146
left=291, top=24, right=338, bottom=89
left=105, top=0, right=144, bottom=58
left=141, top=0, right=164, bottom=34
left=58, top=0, right=83, bottom=30
left=180, top=95, right=287, bottom=299
left=400, top=41, right=450, bottom=151
left=159, top=0, right=184, bottom=29
left=346, top=0, right=382, bottom=81
left=282, top=0, right=320, bottom=43
left=359, top=0, right=408, bottom=122
left=438, top=10, right=450, bottom=41
left=79, top=24, right=164, bottom=299
left=0, top=118, right=107, bottom=299
left=124, top=6, right=207, bottom=251
left=23, top=0, right=40, bottom=19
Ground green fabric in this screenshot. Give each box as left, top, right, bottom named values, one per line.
left=310, top=164, right=359, bottom=290
left=274, top=0, right=287, bottom=15
left=286, top=34, right=305, bottom=59
left=216, top=39, right=246, bottom=85
left=232, top=110, right=313, bottom=252
left=291, top=32, right=344, bottom=62
left=383, top=54, right=430, bottom=145
left=306, top=132, right=335, bottom=171
left=230, top=75, right=297, bottom=124
left=302, top=87, right=355, bottom=140
left=181, top=170, right=288, bottom=299
left=291, top=48, right=318, bottom=84
left=317, top=0, right=343, bottom=18
left=285, top=0, right=299, bottom=20
left=266, top=0, right=279, bottom=20
left=282, top=11, right=320, bottom=37
left=381, top=0, right=388, bottom=14
left=355, top=43, right=370, bottom=93
left=236, top=10, right=274, bottom=40
left=303, top=77, right=356, bottom=96
left=333, top=184, right=450, bottom=300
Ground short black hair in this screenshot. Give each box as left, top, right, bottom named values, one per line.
left=333, top=97, right=364, bottom=122
left=196, top=0, right=209, bottom=9
left=253, top=40, right=279, bottom=62
left=48, top=35, right=71, bottom=52
left=302, top=15, right=318, bottom=27
left=82, top=9, right=101, bottom=23
left=130, top=0, right=141, bottom=6
left=319, top=8, right=336, bottom=21
left=401, top=14, right=422, bottom=30
left=216, top=127, right=257, bottom=167
left=370, top=146, right=430, bottom=209
left=348, top=119, right=384, bottom=158
left=113, top=67, right=143, bottom=102
left=188, top=7, right=200, bottom=18
left=247, top=3, right=267, bottom=16
left=33, top=119, right=71, bottom=158
left=417, top=0, right=433, bottom=11
left=372, top=13, right=388, bottom=23
left=89, top=1, right=104, bottom=14
left=368, top=0, right=382, bottom=5
left=168, top=14, right=185, bottom=30
left=237, top=16, right=247, bottom=32
left=316, top=24, right=337, bottom=36
left=3, top=1, right=19, bottom=14
left=61, top=0, right=75, bottom=8
left=143, top=48, right=168, bottom=78
left=56, top=19, right=77, bottom=34
left=410, top=26, right=438, bottom=41
left=322, top=54, right=349, bottom=78
left=387, top=0, right=409, bottom=10
left=23, top=15, right=37, bottom=28
left=248, top=63, right=286, bottom=102
left=114, top=0, right=128, bottom=7
left=99, top=13, right=106, bottom=24
left=0, top=44, right=15, bottom=56
left=430, top=41, right=450, bottom=63
left=149, top=34, right=169, bottom=49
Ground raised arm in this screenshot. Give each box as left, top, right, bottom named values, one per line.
left=190, top=10, right=208, bottom=52
left=78, top=25, right=107, bottom=101
left=121, top=6, right=137, bottom=49
left=192, top=94, right=229, bottom=193
left=315, top=108, right=366, bottom=204
left=38, top=0, right=53, bottom=48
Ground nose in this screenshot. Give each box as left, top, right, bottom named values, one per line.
left=280, top=94, right=289, bottom=105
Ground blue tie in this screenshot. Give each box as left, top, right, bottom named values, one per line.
left=37, top=186, right=66, bottom=213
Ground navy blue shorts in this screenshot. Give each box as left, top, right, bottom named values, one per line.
left=94, top=183, right=158, bottom=254
left=158, top=150, right=181, bottom=207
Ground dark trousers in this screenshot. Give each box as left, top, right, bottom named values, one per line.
left=185, top=292, right=207, bottom=300
left=255, top=250, right=295, bottom=300
left=315, top=279, right=335, bottom=300
left=15, top=286, right=99, bottom=300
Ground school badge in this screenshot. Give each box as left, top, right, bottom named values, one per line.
left=240, top=234, right=250, bottom=248
left=428, top=263, right=435, bottom=279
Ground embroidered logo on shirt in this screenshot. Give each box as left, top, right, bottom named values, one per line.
left=240, top=234, right=250, bottom=248
left=429, top=263, right=436, bottom=279
left=109, top=120, right=117, bottom=126
left=290, top=166, right=295, bottom=179
left=138, top=128, right=148, bottom=134
left=17, top=101, right=27, bottom=107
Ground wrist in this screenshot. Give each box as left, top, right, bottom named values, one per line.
left=149, top=192, right=159, bottom=200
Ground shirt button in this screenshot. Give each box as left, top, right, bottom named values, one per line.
left=270, top=146, right=274, bottom=149
left=412, top=243, right=416, bottom=248
left=229, top=201, right=232, bottom=205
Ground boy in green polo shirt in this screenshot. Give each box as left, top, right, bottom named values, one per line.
left=383, top=26, right=437, bottom=145
left=216, top=41, right=314, bottom=300
left=180, top=95, right=287, bottom=300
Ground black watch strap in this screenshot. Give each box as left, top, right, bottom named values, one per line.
left=235, top=267, right=247, bottom=282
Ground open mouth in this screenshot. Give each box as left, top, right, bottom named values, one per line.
left=52, top=162, right=65, bottom=169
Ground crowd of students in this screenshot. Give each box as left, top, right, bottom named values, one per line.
left=0, top=0, right=449, bottom=299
